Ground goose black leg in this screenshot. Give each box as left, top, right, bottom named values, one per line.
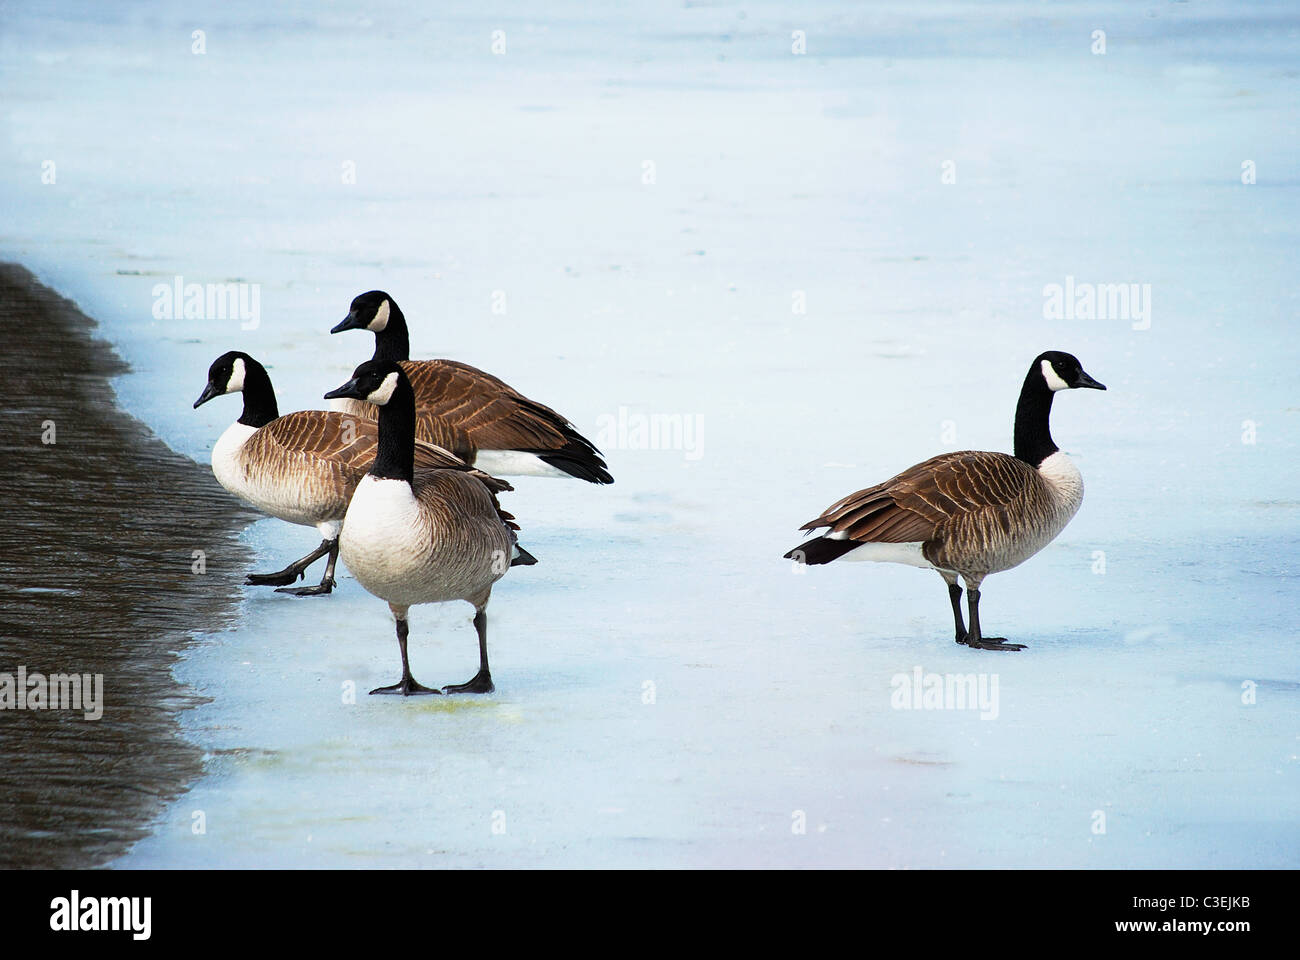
left=275, top=540, right=339, bottom=597
left=371, top=618, right=441, bottom=696
left=442, top=608, right=495, bottom=694
left=246, top=538, right=332, bottom=588
left=946, top=574, right=967, bottom=642
left=959, top=587, right=1026, bottom=652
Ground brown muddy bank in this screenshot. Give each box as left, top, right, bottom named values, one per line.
left=0, top=264, right=254, bottom=868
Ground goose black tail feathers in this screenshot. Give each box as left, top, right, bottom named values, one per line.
left=784, top=536, right=858, bottom=566
left=532, top=438, right=615, bottom=484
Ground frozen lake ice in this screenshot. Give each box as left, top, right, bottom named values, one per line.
left=2, top=0, right=1297, bottom=866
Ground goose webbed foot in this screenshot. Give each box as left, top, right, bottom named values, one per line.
left=957, top=586, right=1025, bottom=650
left=442, top=670, right=495, bottom=695
left=958, top=636, right=1026, bottom=652
left=245, top=567, right=306, bottom=587
left=275, top=578, right=335, bottom=597
left=370, top=675, right=443, bottom=696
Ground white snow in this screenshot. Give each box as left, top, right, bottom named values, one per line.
left=2, top=0, right=1297, bottom=867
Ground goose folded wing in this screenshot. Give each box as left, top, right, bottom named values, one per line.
left=242, top=412, right=359, bottom=513
left=799, top=451, right=1031, bottom=544
left=403, top=359, right=603, bottom=459
left=412, top=467, right=522, bottom=533
left=250, top=411, right=371, bottom=479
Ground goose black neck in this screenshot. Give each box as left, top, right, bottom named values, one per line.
left=1013, top=367, right=1057, bottom=467
left=237, top=361, right=279, bottom=428
left=370, top=376, right=416, bottom=482
left=370, top=303, right=411, bottom=363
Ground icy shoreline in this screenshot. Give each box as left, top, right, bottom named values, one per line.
left=0, top=265, right=254, bottom=868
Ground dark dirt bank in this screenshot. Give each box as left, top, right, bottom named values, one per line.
left=0, top=264, right=254, bottom=868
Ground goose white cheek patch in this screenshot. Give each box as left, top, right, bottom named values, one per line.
left=368, top=299, right=390, bottom=332
left=1041, top=359, right=1070, bottom=392
left=366, top=371, right=400, bottom=406
left=225, top=357, right=247, bottom=393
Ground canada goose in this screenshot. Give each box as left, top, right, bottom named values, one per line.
left=329, top=290, right=614, bottom=484
left=784, top=351, right=1106, bottom=651
left=323, top=358, right=535, bottom=695
left=193, top=351, right=513, bottom=597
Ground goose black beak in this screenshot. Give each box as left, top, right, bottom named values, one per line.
left=330, top=311, right=364, bottom=334
left=1074, top=370, right=1106, bottom=391
left=323, top=378, right=362, bottom=401
left=193, top=382, right=221, bottom=408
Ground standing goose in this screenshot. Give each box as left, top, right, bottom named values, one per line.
left=329, top=290, right=614, bottom=484
left=323, top=358, right=533, bottom=695
left=785, top=351, right=1106, bottom=651
left=194, top=351, right=513, bottom=597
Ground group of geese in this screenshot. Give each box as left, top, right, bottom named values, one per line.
left=195, top=292, right=1105, bottom=695
left=194, top=291, right=612, bottom=695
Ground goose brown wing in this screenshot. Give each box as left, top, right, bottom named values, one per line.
left=403, top=359, right=563, bottom=447
left=250, top=411, right=367, bottom=474
left=412, top=466, right=522, bottom=533
left=403, top=360, right=612, bottom=483
left=332, top=360, right=612, bottom=482
left=799, top=451, right=1035, bottom=544
left=243, top=411, right=366, bottom=517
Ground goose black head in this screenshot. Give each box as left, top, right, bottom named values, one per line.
left=1034, top=351, right=1106, bottom=393
left=331, top=290, right=397, bottom=335
left=323, top=358, right=405, bottom=406
left=194, top=351, right=256, bottom=408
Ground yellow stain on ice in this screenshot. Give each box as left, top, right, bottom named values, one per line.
left=406, top=698, right=523, bottom=722
left=409, top=698, right=490, bottom=714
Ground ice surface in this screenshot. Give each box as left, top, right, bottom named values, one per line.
left=2, top=1, right=1297, bottom=866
